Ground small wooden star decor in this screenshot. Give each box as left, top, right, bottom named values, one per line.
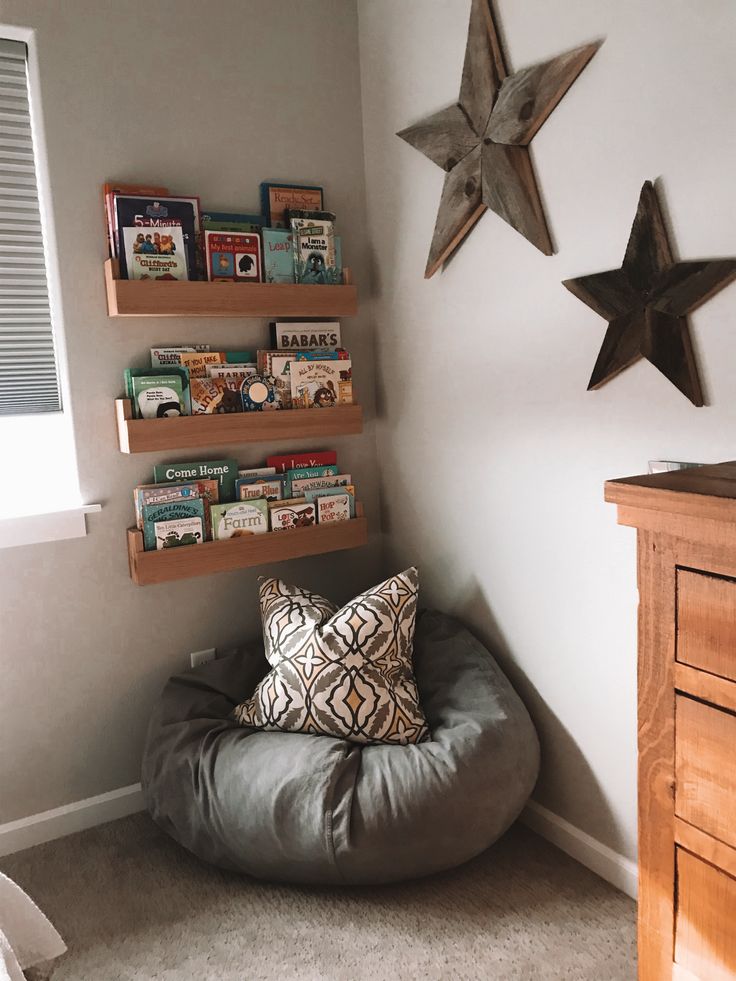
left=397, top=0, right=601, bottom=278
left=563, top=182, right=736, bottom=406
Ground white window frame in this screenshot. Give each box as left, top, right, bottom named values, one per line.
left=0, top=25, right=99, bottom=549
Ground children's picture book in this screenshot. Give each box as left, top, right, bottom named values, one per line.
left=150, top=345, right=210, bottom=368
left=142, top=499, right=206, bottom=551
left=316, top=493, right=351, bottom=524
left=122, top=226, right=188, bottom=280
left=178, top=351, right=226, bottom=378
left=204, top=230, right=261, bottom=282
left=134, top=479, right=219, bottom=530
left=190, top=378, right=243, bottom=414
left=269, top=499, right=317, bottom=531
left=152, top=517, right=204, bottom=550
left=153, top=459, right=238, bottom=503
left=260, top=182, right=323, bottom=228
left=290, top=212, right=338, bottom=284
left=289, top=359, right=352, bottom=408
left=114, top=195, right=200, bottom=280
left=262, top=229, right=294, bottom=283
left=210, top=500, right=269, bottom=539
left=201, top=210, right=263, bottom=233
left=238, top=466, right=276, bottom=480
left=240, top=374, right=277, bottom=411
left=271, top=322, right=341, bottom=350
left=266, top=450, right=337, bottom=474
left=284, top=464, right=338, bottom=498
left=103, top=181, right=168, bottom=257
left=236, top=476, right=284, bottom=502
left=304, top=485, right=355, bottom=518
left=124, top=366, right=192, bottom=416
left=207, top=363, right=258, bottom=379
left=131, top=375, right=184, bottom=419
left=290, top=473, right=351, bottom=496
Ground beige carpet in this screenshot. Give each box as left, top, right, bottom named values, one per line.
left=1, top=814, right=636, bottom=981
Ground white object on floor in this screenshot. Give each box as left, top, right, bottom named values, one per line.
left=0, top=872, right=66, bottom=981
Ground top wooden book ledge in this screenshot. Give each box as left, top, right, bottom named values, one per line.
left=104, top=259, right=358, bottom=318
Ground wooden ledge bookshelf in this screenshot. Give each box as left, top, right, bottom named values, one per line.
left=127, top=507, right=367, bottom=585
left=104, top=259, right=358, bottom=318
left=115, top=399, right=363, bottom=453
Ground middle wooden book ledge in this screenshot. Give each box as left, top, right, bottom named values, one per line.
left=115, top=399, right=363, bottom=453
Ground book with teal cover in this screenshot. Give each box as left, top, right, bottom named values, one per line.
left=284, top=463, right=338, bottom=498
left=262, top=229, right=294, bottom=283
left=153, top=459, right=238, bottom=502
left=142, top=499, right=205, bottom=550
left=130, top=374, right=184, bottom=419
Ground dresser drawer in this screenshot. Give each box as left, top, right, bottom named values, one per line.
left=675, top=848, right=736, bottom=980
left=678, top=568, right=736, bottom=682
left=676, top=695, right=736, bottom=849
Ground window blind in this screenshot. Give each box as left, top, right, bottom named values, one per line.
left=0, top=38, right=60, bottom=415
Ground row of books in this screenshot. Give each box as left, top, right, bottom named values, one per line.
left=124, top=322, right=352, bottom=417
left=135, top=449, right=355, bottom=551
left=104, top=180, right=343, bottom=285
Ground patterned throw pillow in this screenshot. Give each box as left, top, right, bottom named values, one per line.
left=232, top=567, right=429, bottom=745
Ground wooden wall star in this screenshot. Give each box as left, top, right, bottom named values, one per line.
left=397, top=0, right=601, bottom=278
left=563, top=181, right=736, bottom=406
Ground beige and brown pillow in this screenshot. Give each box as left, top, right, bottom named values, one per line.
left=233, top=568, right=429, bottom=745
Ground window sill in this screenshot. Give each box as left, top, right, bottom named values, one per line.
left=0, top=504, right=101, bottom=550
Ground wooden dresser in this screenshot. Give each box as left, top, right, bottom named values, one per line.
left=606, top=462, right=736, bottom=981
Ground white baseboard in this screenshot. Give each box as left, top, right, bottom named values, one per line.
left=522, top=799, right=638, bottom=900
left=0, top=783, right=145, bottom=858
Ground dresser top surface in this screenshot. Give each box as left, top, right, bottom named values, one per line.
left=605, top=461, right=736, bottom=524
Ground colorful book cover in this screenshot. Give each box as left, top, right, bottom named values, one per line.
left=271, top=322, right=341, bottom=350
left=260, top=182, right=324, bottom=228
left=204, top=230, right=261, bottom=282
left=131, top=375, right=184, bottom=419
left=103, top=181, right=168, bottom=257
left=124, top=366, right=192, bottom=415
left=178, top=351, right=226, bottom=378
left=317, top=493, right=351, bottom=524
left=289, top=359, right=352, bottom=408
left=123, top=225, right=188, bottom=280
left=284, top=464, right=339, bottom=498
left=150, top=345, right=210, bottom=368
left=190, top=378, right=243, bottom=414
left=236, top=476, right=284, bottom=502
left=153, top=459, right=238, bottom=503
left=269, top=500, right=317, bottom=531
left=210, top=500, right=269, bottom=539
left=134, top=478, right=219, bottom=532
left=290, top=213, right=338, bottom=284
left=152, top=517, right=204, bottom=550
left=262, top=229, right=294, bottom=283
left=266, top=450, right=337, bottom=474
left=142, top=499, right=206, bottom=551
left=114, top=195, right=200, bottom=280
left=240, top=374, right=278, bottom=411
left=290, top=473, right=351, bottom=496
left=305, top=485, right=355, bottom=518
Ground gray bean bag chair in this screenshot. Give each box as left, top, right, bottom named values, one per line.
left=142, top=609, right=539, bottom=884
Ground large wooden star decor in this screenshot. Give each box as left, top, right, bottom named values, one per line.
left=397, top=0, right=601, bottom=278
left=563, top=182, right=736, bottom=406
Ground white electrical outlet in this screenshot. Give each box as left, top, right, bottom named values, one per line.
left=190, top=647, right=216, bottom=669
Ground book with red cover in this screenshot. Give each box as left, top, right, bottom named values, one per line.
left=204, top=230, right=261, bottom=282
left=265, top=450, right=337, bottom=474
left=103, top=182, right=168, bottom=257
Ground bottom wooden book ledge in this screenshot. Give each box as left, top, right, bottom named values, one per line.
left=127, top=506, right=367, bottom=585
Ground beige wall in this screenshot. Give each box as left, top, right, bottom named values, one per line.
left=358, top=0, right=736, bottom=861
left=0, top=0, right=381, bottom=823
